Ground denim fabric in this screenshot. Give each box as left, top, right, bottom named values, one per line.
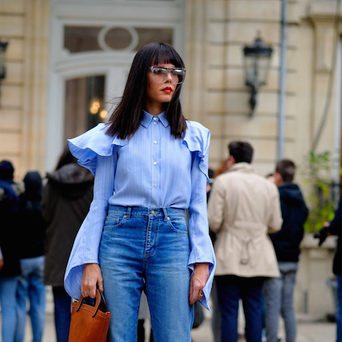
left=99, top=205, right=193, bottom=342
left=16, top=256, right=46, bottom=342
left=52, top=286, right=72, bottom=342
left=336, top=274, right=341, bottom=342
left=0, top=276, right=19, bottom=342
left=263, top=262, right=298, bottom=342
left=215, top=275, right=264, bottom=342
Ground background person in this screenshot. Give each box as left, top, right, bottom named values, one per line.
left=42, top=147, right=93, bottom=342
left=263, top=159, right=309, bottom=342
left=208, top=141, right=282, bottom=342
left=16, top=171, right=46, bottom=342
left=0, top=160, right=25, bottom=342
left=315, top=194, right=341, bottom=342
left=64, top=42, right=215, bottom=342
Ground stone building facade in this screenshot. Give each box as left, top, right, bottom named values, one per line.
left=0, top=0, right=340, bottom=318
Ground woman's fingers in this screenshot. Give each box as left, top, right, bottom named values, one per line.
left=189, top=276, right=205, bottom=304
left=189, top=263, right=209, bottom=304
left=81, top=263, right=103, bottom=298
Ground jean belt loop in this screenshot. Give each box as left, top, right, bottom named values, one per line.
left=127, top=207, right=132, bottom=219
left=162, top=208, right=168, bottom=220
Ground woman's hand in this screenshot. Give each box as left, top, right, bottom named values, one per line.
left=0, top=258, right=3, bottom=271
left=189, top=263, right=209, bottom=305
left=81, top=263, right=103, bottom=298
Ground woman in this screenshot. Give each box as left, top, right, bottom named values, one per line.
left=42, top=147, right=93, bottom=342
left=64, top=42, right=215, bottom=342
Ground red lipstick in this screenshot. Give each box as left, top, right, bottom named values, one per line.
left=162, top=87, right=172, bottom=93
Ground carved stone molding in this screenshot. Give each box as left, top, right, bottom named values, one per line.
left=308, top=1, right=342, bottom=72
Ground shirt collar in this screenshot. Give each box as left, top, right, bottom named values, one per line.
left=141, top=110, right=169, bottom=128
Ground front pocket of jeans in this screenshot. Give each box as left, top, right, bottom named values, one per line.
left=166, top=216, right=188, bottom=234
left=104, top=213, right=128, bottom=229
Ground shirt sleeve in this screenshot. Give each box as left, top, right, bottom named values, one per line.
left=187, top=130, right=216, bottom=311
left=64, top=153, right=116, bottom=299
left=207, top=176, right=226, bottom=233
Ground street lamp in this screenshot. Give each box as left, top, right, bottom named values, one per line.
left=0, top=40, right=9, bottom=108
left=243, top=36, right=273, bottom=117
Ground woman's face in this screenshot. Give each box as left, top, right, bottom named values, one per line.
left=145, top=63, right=177, bottom=115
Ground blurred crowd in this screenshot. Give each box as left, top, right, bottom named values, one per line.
left=0, top=146, right=93, bottom=342
left=0, top=140, right=340, bottom=342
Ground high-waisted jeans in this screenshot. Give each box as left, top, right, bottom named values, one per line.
left=99, top=205, right=193, bottom=342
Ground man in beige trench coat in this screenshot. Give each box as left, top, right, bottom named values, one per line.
left=208, top=141, right=283, bottom=342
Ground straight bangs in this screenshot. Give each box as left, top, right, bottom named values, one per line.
left=152, top=44, right=185, bottom=68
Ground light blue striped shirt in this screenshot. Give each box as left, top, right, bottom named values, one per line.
left=64, top=111, right=215, bottom=309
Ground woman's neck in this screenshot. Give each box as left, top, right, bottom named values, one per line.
left=144, top=102, right=164, bottom=116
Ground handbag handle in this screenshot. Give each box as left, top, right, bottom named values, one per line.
left=75, top=289, right=109, bottom=317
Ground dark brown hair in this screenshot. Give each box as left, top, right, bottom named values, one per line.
left=106, top=42, right=187, bottom=139
left=228, top=141, right=254, bottom=164
left=276, top=159, right=296, bottom=182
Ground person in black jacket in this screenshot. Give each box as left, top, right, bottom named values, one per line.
left=16, top=171, right=46, bottom=342
left=263, top=159, right=309, bottom=342
left=315, top=194, right=341, bottom=342
left=0, top=160, right=25, bottom=342
left=42, top=146, right=93, bottom=342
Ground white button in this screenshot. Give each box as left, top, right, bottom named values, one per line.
left=153, top=183, right=157, bottom=188
left=153, top=117, right=158, bottom=121
left=153, top=162, right=157, bottom=165
left=153, top=122, right=157, bottom=126
left=153, top=140, right=157, bottom=144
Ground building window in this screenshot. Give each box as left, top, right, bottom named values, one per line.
left=64, top=75, right=106, bottom=140
left=64, top=25, right=173, bottom=54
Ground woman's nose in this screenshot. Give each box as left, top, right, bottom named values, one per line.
left=165, top=72, right=173, bottom=81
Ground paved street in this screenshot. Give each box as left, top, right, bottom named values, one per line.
left=19, top=313, right=336, bottom=342
left=1, top=288, right=334, bottom=342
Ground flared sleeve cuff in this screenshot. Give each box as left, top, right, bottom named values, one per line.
left=183, top=121, right=211, bottom=183
left=68, top=123, right=128, bottom=176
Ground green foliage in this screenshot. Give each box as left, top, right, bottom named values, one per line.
left=299, top=151, right=338, bottom=233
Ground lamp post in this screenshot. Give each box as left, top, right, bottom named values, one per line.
left=243, top=36, right=273, bottom=117
left=0, top=41, right=9, bottom=108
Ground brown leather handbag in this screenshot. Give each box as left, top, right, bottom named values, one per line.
left=68, top=289, right=111, bottom=342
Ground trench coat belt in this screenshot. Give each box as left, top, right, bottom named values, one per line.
left=228, top=227, right=266, bottom=268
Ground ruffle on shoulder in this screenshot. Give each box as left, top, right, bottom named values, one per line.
left=68, top=123, right=128, bottom=175
left=183, top=121, right=211, bottom=182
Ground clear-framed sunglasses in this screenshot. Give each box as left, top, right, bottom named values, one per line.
left=150, top=66, right=186, bottom=84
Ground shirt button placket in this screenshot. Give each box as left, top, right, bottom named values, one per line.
left=152, top=117, right=159, bottom=197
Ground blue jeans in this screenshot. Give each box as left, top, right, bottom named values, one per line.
left=0, top=276, right=19, bottom=342
left=263, top=262, right=298, bottom=342
left=215, top=275, right=265, bottom=342
left=52, top=286, right=72, bottom=342
left=337, top=274, right=341, bottom=342
left=16, top=256, right=46, bottom=342
left=99, top=205, right=193, bottom=342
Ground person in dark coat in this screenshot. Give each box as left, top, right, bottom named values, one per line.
left=16, top=171, right=46, bottom=342
left=42, top=146, right=93, bottom=342
left=315, top=194, right=341, bottom=342
left=0, top=160, right=25, bottom=342
left=263, top=159, right=309, bottom=342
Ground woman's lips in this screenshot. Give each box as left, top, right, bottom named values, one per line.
left=161, top=87, right=172, bottom=93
